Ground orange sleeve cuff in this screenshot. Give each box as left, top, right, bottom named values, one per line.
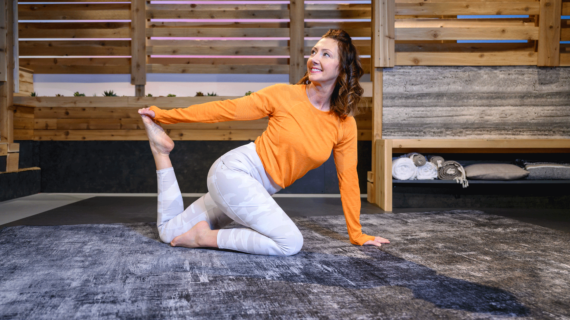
left=350, top=233, right=376, bottom=246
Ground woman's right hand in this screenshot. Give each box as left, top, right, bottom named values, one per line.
left=138, top=107, right=156, bottom=118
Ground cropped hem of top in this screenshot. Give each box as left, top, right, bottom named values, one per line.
left=148, top=83, right=375, bottom=246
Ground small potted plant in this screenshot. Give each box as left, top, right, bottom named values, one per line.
left=195, top=91, right=204, bottom=97
left=103, top=90, right=117, bottom=97
left=245, top=91, right=253, bottom=96
left=207, top=92, right=217, bottom=96
left=74, top=91, right=86, bottom=97
left=167, top=94, right=176, bottom=97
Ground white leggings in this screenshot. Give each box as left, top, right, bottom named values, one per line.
left=156, top=142, right=303, bottom=256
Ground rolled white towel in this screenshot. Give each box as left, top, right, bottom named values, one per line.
left=416, top=162, right=438, bottom=180
left=392, top=157, right=417, bottom=180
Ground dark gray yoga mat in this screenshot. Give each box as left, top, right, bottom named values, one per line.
left=1, top=211, right=569, bottom=319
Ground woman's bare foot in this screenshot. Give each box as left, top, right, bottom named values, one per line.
left=141, top=115, right=174, bottom=155
left=170, top=221, right=219, bottom=248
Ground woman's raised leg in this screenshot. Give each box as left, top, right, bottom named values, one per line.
left=141, top=115, right=232, bottom=244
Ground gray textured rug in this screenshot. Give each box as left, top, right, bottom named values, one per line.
left=1, top=210, right=569, bottom=319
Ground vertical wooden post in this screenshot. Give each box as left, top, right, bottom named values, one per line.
left=12, top=0, right=18, bottom=93
left=375, top=139, right=392, bottom=211
left=370, top=0, right=395, bottom=211
left=537, top=0, right=562, bottom=66
left=0, top=0, right=6, bottom=83
left=131, top=0, right=147, bottom=97
left=372, top=0, right=395, bottom=68
left=289, top=0, right=305, bottom=84
left=0, top=0, right=15, bottom=144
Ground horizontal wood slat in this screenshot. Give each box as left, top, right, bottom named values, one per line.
left=396, top=52, right=537, bottom=65
left=395, top=3, right=540, bottom=15
left=147, top=64, right=290, bottom=74
left=395, top=18, right=535, bottom=28
left=30, top=129, right=371, bottom=141
left=18, top=0, right=127, bottom=2
left=14, top=96, right=373, bottom=109
left=19, top=58, right=130, bottom=74
left=147, top=40, right=290, bottom=48
left=396, top=26, right=539, bottom=40
left=147, top=28, right=289, bottom=38
left=147, top=11, right=371, bottom=20
left=395, top=42, right=535, bottom=52
left=19, top=23, right=130, bottom=39
left=395, top=0, right=538, bottom=2
left=148, top=57, right=290, bottom=65
left=19, top=4, right=130, bottom=20
left=147, top=46, right=289, bottom=56
left=146, top=21, right=368, bottom=30
left=392, top=139, right=570, bottom=149
left=33, top=129, right=266, bottom=141
left=34, top=118, right=270, bottom=130
left=20, top=41, right=131, bottom=56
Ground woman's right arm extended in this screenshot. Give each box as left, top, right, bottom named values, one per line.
left=137, top=84, right=283, bottom=125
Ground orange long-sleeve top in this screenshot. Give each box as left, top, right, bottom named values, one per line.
left=149, top=83, right=375, bottom=246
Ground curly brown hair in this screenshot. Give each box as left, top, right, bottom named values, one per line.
left=296, top=29, right=365, bottom=120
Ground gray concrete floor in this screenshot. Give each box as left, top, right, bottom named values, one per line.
left=1, top=193, right=569, bottom=234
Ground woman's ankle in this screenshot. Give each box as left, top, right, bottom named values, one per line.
left=154, top=153, right=173, bottom=171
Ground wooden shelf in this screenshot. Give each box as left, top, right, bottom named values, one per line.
left=393, top=179, right=570, bottom=185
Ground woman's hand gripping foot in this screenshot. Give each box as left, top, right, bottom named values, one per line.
left=170, top=221, right=219, bottom=249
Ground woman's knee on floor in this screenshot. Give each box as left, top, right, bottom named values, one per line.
left=277, top=228, right=304, bottom=256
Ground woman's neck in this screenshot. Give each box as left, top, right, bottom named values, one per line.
left=306, top=82, right=335, bottom=111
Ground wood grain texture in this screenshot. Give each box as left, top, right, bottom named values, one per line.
left=372, top=0, right=395, bottom=67
left=19, top=22, right=130, bottom=39
left=537, top=0, right=562, bottom=66
left=131, top=0, right=146, bottom=87
left=0, top=0, right=14, bottom=143
left=0, top=0, right=6, bottom=82
left=289, top=0, right=305, bottom=84
left=19, top=4, right=130, bottom=20
left=396, top=26, right=539, bottom=41
left=396, top=52, right=537, bottom=65
left=19, top=41, right=131, bottom=56
left=6, top=153, right=19, bottom=172
left=19, top=58, right=130, bottom=74
left=395, top=2, right=540, bottom=15
left=375, top=139, right=392, bottom=211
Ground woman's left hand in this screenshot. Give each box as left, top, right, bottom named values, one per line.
left=363, top=236, right=390, bottom=247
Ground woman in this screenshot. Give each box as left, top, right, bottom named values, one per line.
left=138, top=29, right=390, bottom=256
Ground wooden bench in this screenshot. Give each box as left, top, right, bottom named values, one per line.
left=367, top=139, right=570, bottom=211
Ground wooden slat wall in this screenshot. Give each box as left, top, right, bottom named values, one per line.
left=13, top=0, right=568, bottom=142
left=13, top=96, right=373, bottom=141
left=17, top=0, right=567, bottom=75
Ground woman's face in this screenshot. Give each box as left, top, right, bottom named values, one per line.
left=307, top=38, right=340, bottom=86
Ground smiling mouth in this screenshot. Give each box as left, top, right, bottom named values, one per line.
left=310, top=68, right=322, bottom=73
